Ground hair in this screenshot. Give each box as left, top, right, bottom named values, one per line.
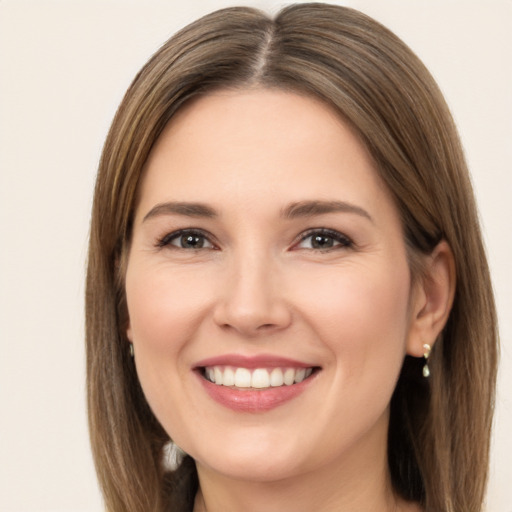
left=86, top=4, right=498, bottom=511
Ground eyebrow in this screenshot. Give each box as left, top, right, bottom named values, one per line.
left=142, top=199, right=373, bottom=223
left=142, top=202, right=218, bottom=222
left=282, top=200, right=373, bottom=222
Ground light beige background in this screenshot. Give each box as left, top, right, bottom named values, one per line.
left=0, top=1, right=510, bottom=510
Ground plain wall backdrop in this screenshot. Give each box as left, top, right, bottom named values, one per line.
left=0, top=1, right=510, bottom=510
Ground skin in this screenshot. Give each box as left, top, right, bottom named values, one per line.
left=125, top=89, right=454, bottom=512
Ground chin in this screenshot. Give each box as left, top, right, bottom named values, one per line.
left=200, top=453, right=303, bottom=483
left=189, top=433, right=310, bottom=482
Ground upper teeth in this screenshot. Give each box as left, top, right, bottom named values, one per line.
left=205, top=366, right=313, bottom=389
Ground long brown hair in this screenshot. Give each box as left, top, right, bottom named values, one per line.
left=86, top=4, right=498, bottom=511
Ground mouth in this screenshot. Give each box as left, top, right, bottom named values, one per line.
left=193, top=355, right=320, bottom=412
left=201, top=365, right=316, bottom=389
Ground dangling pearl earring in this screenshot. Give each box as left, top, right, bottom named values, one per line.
left=129, top=343, right=134, bottom=358
left=422, top=343, right=431, bottom=378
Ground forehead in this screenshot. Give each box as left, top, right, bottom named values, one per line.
left=149, top=88, right=371, bottom=169
left=135, top=88, right=393, bottom=222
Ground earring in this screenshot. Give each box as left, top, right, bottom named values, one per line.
left=129, top=343, right=134, bottom=358
left=422, top=343, right=431, bottom=378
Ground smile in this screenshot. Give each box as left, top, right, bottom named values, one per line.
left=203, top=366, right=314, bottom=389
left=194, top=355, right=320, bottom=412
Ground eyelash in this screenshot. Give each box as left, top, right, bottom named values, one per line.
left=157, top=229, right=216, bottom=250
left=294, top=228, right=353, bottom=251
left=156, top=228, right=353, bottom=252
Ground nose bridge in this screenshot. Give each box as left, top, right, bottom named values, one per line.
left=214, top=244, right=291, bottom=335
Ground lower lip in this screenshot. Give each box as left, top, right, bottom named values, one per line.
left=196, top=371, right=316, bottom=413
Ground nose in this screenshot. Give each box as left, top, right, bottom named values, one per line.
left=212, top=252, right=292, bottom=337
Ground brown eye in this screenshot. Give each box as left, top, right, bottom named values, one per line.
left=159, top=229, right=214, bottom=249
left=310, top=234, right=335, bottom=249
left=177, top=233, right=206, bottom=249
left=296, top=229, right=352, bottom=251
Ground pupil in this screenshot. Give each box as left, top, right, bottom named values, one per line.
left=182, top=234, right=203, bottom=248
left=312, top=234, right=333, bottom=248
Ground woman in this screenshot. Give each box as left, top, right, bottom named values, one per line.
left=86, top=4, right=498, bottom=511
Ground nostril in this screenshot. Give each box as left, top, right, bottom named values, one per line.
left=218, top=322, right=276, bottom=332
left=212, top=285, right=293, bottom=335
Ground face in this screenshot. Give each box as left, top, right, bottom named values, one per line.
left=125, top=89, right=421, bottom=482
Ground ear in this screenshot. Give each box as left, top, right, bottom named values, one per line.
left=126, top=322, right=133, bottom=342
left=116, top=251, right=134, bottom=345
left=406, top=240, right=456, bottom=357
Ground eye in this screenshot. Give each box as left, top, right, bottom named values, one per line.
left=295, top=229, right=353, bottom=251
left=158, top=229, right=215, bottom=250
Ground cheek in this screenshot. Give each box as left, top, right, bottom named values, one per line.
left=296, top=259, right=412, bottom=375
left=290, top=261, right=412, bottom=458
left=124, top=265, right=214, bottom=429
left=125, top=265, right=212, bottom=353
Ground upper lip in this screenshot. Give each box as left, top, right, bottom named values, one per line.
left=194, top=354, right=317, bottom=369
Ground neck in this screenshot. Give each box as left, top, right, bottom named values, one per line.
left=194, top=470, right=398, bottom=512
